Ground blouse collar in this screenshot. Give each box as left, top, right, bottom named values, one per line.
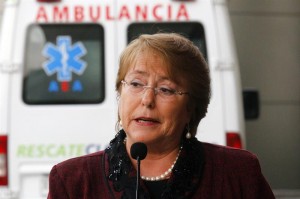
left=105, top=130, right=205, bottom=199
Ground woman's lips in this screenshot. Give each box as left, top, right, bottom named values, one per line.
left=135, top=117, right=160, bottom=124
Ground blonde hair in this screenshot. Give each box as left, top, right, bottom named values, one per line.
left=116, top=33, right=210, bottom=136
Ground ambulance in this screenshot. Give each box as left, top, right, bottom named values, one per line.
left=0, top=0, right=248, bottom=198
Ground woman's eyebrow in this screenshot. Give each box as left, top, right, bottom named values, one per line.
left=127, top=70, right=173, bottom=82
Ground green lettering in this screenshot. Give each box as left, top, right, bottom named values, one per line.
left=77, top=144, right=85, bottom=156
left=36, top=145, right=45, bottom=158
left=56, top=145, right=66, bottom=157
left=17, top=145, right=27, bottom=157
left=46, top=144, right=56, bottom=158
left=69, top=144, right=76, bottom=156
left=17, top=143, right=89, bottom=158
left=28, top=145, right=35, bottom=158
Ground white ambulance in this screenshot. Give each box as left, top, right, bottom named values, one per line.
left=0, top=0, right=250, bottom=198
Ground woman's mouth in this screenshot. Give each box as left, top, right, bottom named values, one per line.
left=135, top=117, right=159, bottom=124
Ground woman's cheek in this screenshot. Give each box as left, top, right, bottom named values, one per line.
left=119, top=97, right=132, bottom=129
left=118, top=98, right=125, bottom=125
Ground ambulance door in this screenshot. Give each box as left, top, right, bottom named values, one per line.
left=116, top=0, right=225, bottom=145
left=8, top=0, right=116, bottom=198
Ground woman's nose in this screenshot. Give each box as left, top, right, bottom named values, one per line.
left=141, top=88, right=156, bottom=108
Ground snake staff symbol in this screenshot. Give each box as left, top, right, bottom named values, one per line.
left=42, top=36, right=87, bottom=92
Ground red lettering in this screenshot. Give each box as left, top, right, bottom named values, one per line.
left=167, top=5, right=172, bottom=21
left=90, top=6, right=101, bottom=22
left=54, top=6, right=69, bottom=22
left=119, top=5, right=130, bottom=20
left=176, top=4, right=189, bottom=20
left=153, top=4, right=162, bottom=21
left=106, top=6, right=114, bottom=20
left=74, top=6, right=84, bottom=22
left=136, top=5, right=147, bottom=21
left=35, top=4, right=190, bottom=23
left=36, top=6, right=48, bottom=22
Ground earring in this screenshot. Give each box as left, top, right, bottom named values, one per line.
left=186, top=124, right=192, bottom=139
left=119, top=120, right=123, bottom=129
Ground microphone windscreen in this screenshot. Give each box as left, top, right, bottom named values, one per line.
left=130, top=142, right=147, bottom=160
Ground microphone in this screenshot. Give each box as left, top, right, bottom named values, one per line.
left=130, top=142, right=147, bottom=199
left=130, top=142, right=147, bottom=160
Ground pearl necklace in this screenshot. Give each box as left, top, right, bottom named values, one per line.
left=123, top=138, right=183, bottom=181
left=141, top=145, right=182, bottom=181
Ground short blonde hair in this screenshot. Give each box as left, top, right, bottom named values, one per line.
left=116, top=33, right=210, bottom=136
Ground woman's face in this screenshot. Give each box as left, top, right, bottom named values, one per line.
left=119, top=51, right=191, bottom=150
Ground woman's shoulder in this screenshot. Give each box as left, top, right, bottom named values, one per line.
left=202, top=142, right=257, bottom=159
left=57, top=150, right=104, bottom=167
left=48, top=151, right=108, bottom=198
left=192, top=141, right=275, bottom=198
left=50, top=150, right=105, bottom=177
left=200, top=142, right=261, bottom=172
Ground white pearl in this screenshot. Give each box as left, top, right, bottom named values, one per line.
left=140, top=146, right=183, bottom=181
left=186, top=132, right=192, bottom=139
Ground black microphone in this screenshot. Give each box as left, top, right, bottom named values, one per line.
left=130, top=142, right=147, bottom=199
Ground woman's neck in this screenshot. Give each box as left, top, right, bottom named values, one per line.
left=126, top=140, right=182, bottom=180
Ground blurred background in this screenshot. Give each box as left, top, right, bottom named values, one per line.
left=0, top=0, right=299, bottom=198
left=228, top=0, right=300, bottom=197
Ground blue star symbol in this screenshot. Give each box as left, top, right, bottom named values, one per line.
left=42, top=36, right=87, bottom=82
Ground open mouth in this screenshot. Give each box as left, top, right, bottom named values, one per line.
left=135, top=117, right=159, bottom=124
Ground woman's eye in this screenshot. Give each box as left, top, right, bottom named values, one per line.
left=159, top=87, right=175, bottom=95
left=130, top=81, right=143, bottom=88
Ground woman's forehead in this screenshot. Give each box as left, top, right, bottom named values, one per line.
left=128, top=63, right=171, bottom=80
left=126, top=68, right=171, bottom=82
left=123, top=49, right=187, bottom=87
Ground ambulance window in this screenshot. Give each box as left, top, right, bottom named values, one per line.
left=23, top=24, right=104, bottom=104
left=127, top=22, right=207, bottom=60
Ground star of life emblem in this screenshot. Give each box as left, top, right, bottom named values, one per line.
left=42, top=36, right=87, bottom=92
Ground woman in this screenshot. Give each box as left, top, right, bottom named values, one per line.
left=48, top=33, right=275, bottom=198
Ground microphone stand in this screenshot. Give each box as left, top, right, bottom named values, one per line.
left=130, top=142, right=147, bottom=199
left=136, top=156, right=141, bottom=199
